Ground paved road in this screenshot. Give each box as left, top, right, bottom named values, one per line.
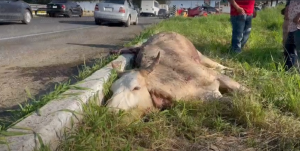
left=0, top=16, right=160, bottom=112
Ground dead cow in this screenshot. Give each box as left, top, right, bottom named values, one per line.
left=106, top=31, right=248, bottom=114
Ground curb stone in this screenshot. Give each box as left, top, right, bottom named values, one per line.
left=0, top=54, right=134, bottom=151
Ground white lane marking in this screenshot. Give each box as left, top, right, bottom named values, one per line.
left=0, top=26, right=96, bottom=41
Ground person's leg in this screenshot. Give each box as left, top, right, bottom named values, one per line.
left=294, top=29, right=300, bottom=71
left=282, top=19, right=289, bottom=46
left=283, top=32, right=296, bottom=71
left=230, top=15, right=246, bottom=53
left=241, top=15, right=253, bottom=48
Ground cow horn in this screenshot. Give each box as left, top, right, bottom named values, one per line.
left=111, top=62, right=123, bottom=77
left=140, top=51, right=160, bottom=77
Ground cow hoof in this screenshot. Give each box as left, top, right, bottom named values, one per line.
left=110, top=49, right=121, bottom=55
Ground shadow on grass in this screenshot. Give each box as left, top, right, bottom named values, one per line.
left=193, top=41, right=284, bottom=70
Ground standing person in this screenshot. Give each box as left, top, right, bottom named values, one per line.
left=282, top=0, right=290, bottom=46
left=229, top=0, right=256, bottom=53
left=283, top=0, right=300, bottom=71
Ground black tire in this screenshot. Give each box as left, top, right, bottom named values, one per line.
left=132, top=16, right=138, bottom=25
left=66, top=10, right=72, bottom=18
left=22, top=9, right=31, bottom=24
left=124, top=16, right=130, bottom=27
left=79, top=10, right=83, bottom=17
left=95, top=19, right=101, bottom=25
left=50, top=13, right=56, bottom=17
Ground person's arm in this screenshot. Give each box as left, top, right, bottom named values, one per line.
left=293, top=13, right=300, bottom=24
left=228, top=0, right=246, bottom=15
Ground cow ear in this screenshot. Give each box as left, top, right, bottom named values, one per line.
left=140, top=51, right=160, bottom=77
left=111, top=61, right=124, bottom=77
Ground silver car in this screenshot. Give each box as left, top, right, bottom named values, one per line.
left=94, top=0, right=138, bottom=27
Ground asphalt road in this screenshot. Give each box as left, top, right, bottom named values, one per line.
left=0, top=16, right=161, bottom=112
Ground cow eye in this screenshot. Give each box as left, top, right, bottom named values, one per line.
left=133, top=86, right=141, bottom=91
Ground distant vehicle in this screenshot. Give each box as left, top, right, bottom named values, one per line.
left=94, top=0, right=139, bottom=27
left=187, top=6, right=207, bottom=17
left=201, top=6, right=219, bottom=14
left=133, top=4, right=141, bottom=16
left=0, top=0, right=33, bottom=24
left=158, top=9, right=169, bottom=19
left=159, top=4, right=169, bottom=12
left=255, top=6, right=261, bottom=11
left=46, top=0, right=83, bottom=17
left=140, top=0, right=160, bottom=16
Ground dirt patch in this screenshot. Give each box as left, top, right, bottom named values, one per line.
left=170, top=136, right=255, bottom=151
left=0, top=62, right=81, bottom=112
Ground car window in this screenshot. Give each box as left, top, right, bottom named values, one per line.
left=127, top=0, right=131, bottom=7
left=154, top=1, right=159, bottom=8
left=130, top=2, right=134, bottom=8
left=103, top=0, right=125, bottom=4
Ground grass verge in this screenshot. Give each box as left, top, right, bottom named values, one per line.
left=0, top=54, right=118, bottom=132
left=54, top=5, right=300, bottom=151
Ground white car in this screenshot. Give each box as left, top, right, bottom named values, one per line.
left=94, top=0, right=138, bottom=27
left=140, top=0, right=160, bottom=16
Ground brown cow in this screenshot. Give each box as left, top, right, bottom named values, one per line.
left=106, top=31, right=248, bottom=114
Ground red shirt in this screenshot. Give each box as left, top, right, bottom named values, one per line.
left=230, top=0, right=255, bottom=16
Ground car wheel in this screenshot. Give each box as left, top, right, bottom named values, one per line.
left=124, top=16, right=130, bottom=27
left=67, top=10, right=72, bottom=18
left=95, top=19, right=101, bottom=25
left=22, top=9, right=31, bottom=24
left=79, top=9, right=83, bottom=17
left=133, top=16, right=138, bottom=25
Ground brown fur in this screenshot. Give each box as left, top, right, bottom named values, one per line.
left=111, top=31, right=248, bottom=110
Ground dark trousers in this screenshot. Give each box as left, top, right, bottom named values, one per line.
left=284, top=29, right=300, bottom=71
left=230, top=15, right=253, bottom=53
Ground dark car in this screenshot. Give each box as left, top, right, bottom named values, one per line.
left=47, top=0, right=83, bottom=17
left=187, top=6, right=207, bottom=17
left=158, top=9, right=169, bottom=19
left=202, top=6, right=219, bottom=14
left=0, top=0, right=33, bottom=24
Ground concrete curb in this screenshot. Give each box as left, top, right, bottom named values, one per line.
left=0, top=54, right=134, bottom=151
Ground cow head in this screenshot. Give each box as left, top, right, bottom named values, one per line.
left=106, top=52, right=161, bottom=113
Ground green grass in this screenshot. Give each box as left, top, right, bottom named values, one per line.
left=33, top=5, right=300, bottom=150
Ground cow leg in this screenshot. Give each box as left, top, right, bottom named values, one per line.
left=110, top=46, right=141, bottom=55
left=196, top=79, right=224, bottom=101
left=218, top=74, right=249, bottom=94
left=196, top=51, right=233, bottom=73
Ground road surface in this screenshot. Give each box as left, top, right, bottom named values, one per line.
left=0, top=16, right=160, bottom=112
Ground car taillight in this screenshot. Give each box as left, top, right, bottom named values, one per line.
left=95, top=5, right=99, bottom=11
left=61, top=5, right=66, bottom=9
left=119, top=7, right=125, bottom=13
